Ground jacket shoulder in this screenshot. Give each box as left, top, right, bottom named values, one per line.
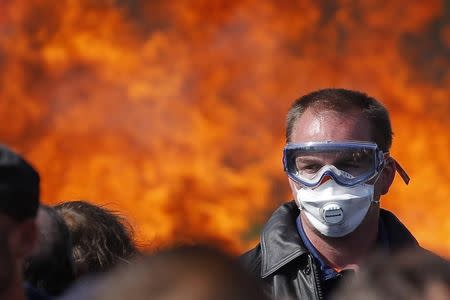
left=380, top=208, right=419, bottom=250
left=239, top=244, right=262, bottom=277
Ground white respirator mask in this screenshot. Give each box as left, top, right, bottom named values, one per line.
left=294, top=178, right=376, bottom=237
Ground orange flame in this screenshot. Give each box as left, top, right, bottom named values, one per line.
left=0, top=0, right=448, bottom=256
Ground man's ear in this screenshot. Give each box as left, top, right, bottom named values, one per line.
left=9, top=219, right=38, bottom=259
left=379, top=157, right=396, bottom=195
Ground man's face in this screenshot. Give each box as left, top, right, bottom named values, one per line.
left=288, top=107, right=394, bottom=204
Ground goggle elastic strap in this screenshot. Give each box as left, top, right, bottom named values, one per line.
left=394, top=159, right=410, bottom=185
left=384, top=153, right=410, bottom=185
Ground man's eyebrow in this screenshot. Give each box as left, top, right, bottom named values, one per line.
left=296, top=156, right=326, bottom=163
left=296, top=155, right=357, bottom=164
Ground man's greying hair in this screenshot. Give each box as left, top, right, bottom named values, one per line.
left=286, top=89, right=393, bottom=152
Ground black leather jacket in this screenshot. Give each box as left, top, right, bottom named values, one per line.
left=240, top=201, right=419, bottom=300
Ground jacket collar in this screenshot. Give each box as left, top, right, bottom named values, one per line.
left=260, top=201, right=307, bottom=278
left=259, top=201, right=418, bottom=278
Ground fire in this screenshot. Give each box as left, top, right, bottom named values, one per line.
left=0, top=0, right=448, bottom=256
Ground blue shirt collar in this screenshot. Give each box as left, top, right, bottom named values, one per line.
left=296, top=215, right=390, bottom=281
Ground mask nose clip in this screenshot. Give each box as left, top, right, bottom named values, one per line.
left=317, top=173, right=333, bottom=187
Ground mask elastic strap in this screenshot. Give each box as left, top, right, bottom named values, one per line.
left=384, top=153, right=410, bottom=185
left=370, top=169, right=384, bottom=204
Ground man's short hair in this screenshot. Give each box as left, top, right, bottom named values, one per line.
left=286, top=89, right=393, bottom=152
left=0, top=145, right=40, bottom=221
left=24, top=205, right=75, bottom=296
left=54, top=200, right=137, bottom=277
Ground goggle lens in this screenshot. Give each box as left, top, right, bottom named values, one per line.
left=294, top=148, right=375, bottom=179
left=284, top=141, right=383, bottom=187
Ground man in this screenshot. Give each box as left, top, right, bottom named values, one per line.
left=24, top=205, right=75, bottom=296
left=241, top=89, right=419, bottom=300
left=0, top=145, right=50, bottom=300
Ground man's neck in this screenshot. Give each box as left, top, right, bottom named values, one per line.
left=301, top=207, right=379, bottom=270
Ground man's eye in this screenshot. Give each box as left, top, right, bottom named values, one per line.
left=298, top=164, right=321, bottom=173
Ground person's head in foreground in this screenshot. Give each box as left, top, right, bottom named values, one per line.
left=0, top=145, right=49, bottom=300
left=23, top=205, right=75, bottom=296
left=241, top=88, right=422, bottom=300
left=332, top=249, right=450, bottom=300
left=73, top=245, right=269, bottom=300
left=54, top=200, right=137, bottom=278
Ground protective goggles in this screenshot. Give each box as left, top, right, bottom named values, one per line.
left=283, top=141, right=410, bottom=188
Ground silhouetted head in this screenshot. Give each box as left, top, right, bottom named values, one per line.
left=76, top=245, right=269, bottom=300
left=0, top=145, right=40, bottom=297
left=24, top=205, right=75, bottom=296
left=332, top=248, right=450, bottom=300
left=54, top=200, right=137, bottom=278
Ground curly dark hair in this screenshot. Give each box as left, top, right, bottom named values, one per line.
left=54, top=200, right=137, bottom=278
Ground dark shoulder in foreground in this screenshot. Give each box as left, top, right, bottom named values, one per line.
left=26, top=284, right=53, bottom=300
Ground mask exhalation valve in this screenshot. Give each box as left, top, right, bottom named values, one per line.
left=322, top=203, right=344, bottom=224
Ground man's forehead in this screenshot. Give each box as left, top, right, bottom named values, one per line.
left=291, top=108, right=373, bottom=143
